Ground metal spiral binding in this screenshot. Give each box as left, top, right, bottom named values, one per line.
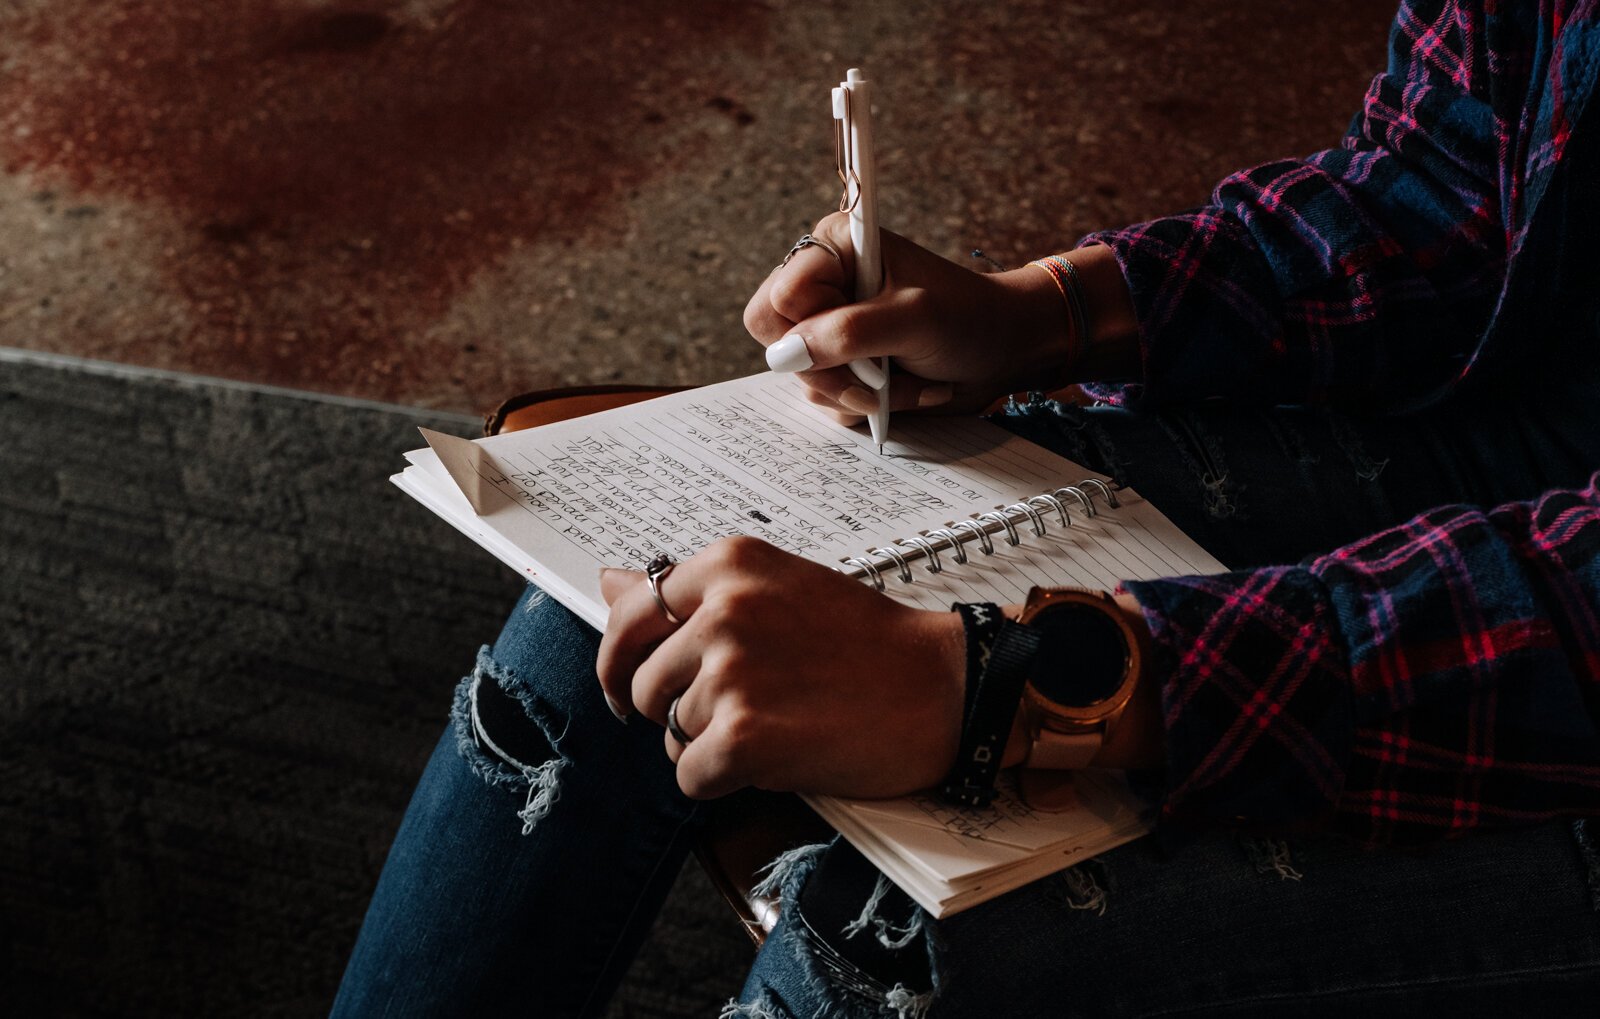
left=836, top=479, right=1121, bottom=590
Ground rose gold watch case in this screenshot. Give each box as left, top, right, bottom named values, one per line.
left=1019, top=586, right=1145, bottom=752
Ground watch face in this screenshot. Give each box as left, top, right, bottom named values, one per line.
left=1028, top=602, right=1129, bottom=708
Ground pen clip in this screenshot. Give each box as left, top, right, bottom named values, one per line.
left=833, top=84, right=860, bottom=215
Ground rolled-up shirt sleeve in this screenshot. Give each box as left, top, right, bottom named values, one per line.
left=1125, top=473, right=1600, bottom=845
left=1081, top=0, right=1506, bottom=410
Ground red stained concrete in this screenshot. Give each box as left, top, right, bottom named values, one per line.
left=0, top=0, right=766, bottom=399
left=0, top=1, right=1399, bottom=411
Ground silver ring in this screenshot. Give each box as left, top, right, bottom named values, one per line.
left=777, top=233, right=843, bottom=271
left=666, top=695, right=693, bottom=746
left=645, top=553, right=682, bottom=624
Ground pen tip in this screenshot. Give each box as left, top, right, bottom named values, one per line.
left=877, top=442, right=884, bottom=455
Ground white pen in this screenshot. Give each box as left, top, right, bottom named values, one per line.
left=836, top=68, right=891, bottom=453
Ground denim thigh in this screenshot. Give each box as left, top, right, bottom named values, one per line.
left=334, top=586, right=700, bottom=1018
left=733, top=823, right=1600, bottom=1018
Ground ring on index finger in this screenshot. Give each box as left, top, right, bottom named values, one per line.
left=776, top=233, right=843, bottom=272
left=645, top=553, right=683, bottom=625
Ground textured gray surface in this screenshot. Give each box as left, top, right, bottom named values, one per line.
left=0, top=350, right=749, bottom=1016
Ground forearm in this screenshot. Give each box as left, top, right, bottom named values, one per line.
left=992, top=244, right=1142, bottom=390
left=1126, top=474, right=1600, bottom=844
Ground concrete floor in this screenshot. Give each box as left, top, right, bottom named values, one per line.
left=1, top=0, right=1395, bottom=414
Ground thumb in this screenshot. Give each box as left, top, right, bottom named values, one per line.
left=764, top=289, right=922, bottom=376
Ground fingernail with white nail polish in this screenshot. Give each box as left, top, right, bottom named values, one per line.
left=765, top=334, right=813, bottom=373
left=918, top=384, right=954, bottom=408
left=603, top=691, right=629, bottom=724
left=839, top=385, right=878, bottom=415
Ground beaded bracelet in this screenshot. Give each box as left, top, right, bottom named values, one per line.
left=1028, top=253, right=1091, bottom=366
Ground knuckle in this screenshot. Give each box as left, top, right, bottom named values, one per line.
left=677, top=768, right=714, bottom=800
left=692, top=594, right=741, bottom=634
left=830, top=306, right=861, bottom=349
left=707, top=641, right=757, bottom=681
left=901, top=286, right=934, bottom=317
left=816, top=210, right=850, bottom=239
left=709, top=533, right=769, bottom=568
left=719, top=710, right=758, bottom=759
left=768, top=275, right=809, bottom=318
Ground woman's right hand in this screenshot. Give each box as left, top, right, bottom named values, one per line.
left=739, top=212, right=1132, bottom=419
left=743, top=212, right=1081, bottom=421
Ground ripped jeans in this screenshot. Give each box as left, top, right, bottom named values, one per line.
left=334, top=380, right=1600, bottom=1017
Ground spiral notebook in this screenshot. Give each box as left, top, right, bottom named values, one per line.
left=393, top=371, right=1225, bottom=915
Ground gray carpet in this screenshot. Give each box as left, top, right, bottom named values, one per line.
left=0, top=349, right=750, bottom=1016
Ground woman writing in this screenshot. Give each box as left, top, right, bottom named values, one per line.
left=337, top=2, right=1600, bottom=1014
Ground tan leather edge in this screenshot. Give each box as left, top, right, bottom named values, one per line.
left=484, top=385, right=689, bottom=436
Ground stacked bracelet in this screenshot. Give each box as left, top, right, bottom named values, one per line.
left=939, top=603, right=1041, bottom=808
left=1028, top=254, right=1091, bottom=365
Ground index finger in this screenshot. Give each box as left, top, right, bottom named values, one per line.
left=594, top=553, right=711, bottom=716
left=743, top=215, right=856, bottom=346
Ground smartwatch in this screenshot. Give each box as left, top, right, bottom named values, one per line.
left=1017, top=586, right=1145, bottom=770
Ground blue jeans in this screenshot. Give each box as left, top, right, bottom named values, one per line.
left=335, top=373, right=1600, bottom=1017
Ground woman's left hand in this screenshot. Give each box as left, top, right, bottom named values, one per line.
left=596, top=536, right=965, bottom=800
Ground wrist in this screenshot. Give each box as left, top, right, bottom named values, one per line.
left=1061, top=245, right=1141, bottom=382
left=1018, top=245, right=1141, bottom=385
left=990, top=266, right=1077, bottom=391
left=904, top=607, right=970, bottom=792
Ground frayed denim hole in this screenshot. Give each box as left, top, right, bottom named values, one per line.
left=777, top=931, right=937, bottom=1019
left=760, top=843, right=941, bottom=1019
left=751, top=841, right=832, bottom=905
left=995, top=396, right=1126, bottom=484
left=1157, top=412, right=1240, bottom=520
left=719, top=990, right=790, bottom=1019
left=1048, top=857, right=1115, bottom=916
left=841, top=873, right=925, bottom=951
left=1326, top=412, right=1391, bottom=483
left=1238, top=834, right=1305, bottom=881
left=449, top=646, right=568, bottom=834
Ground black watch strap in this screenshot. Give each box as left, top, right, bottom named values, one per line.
left=939, top=605, right=1042, bottom=808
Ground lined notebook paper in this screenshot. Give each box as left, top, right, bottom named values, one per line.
left=393, top=372, right=1225, bottom=915
left=394, top=373, right=1219, bottom=629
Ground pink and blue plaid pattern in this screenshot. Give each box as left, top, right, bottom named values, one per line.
left=1082, top=0, right=1597, bottom=412
left=1129, top=475, right=1600, bottom=845
left=1107, top=2, right=1600, bottom=844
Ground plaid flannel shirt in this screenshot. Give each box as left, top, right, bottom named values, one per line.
left=1092, top=0, right=1600, bottom=844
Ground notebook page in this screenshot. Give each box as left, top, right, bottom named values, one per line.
left=401, top=373, right=1222, bottom=626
